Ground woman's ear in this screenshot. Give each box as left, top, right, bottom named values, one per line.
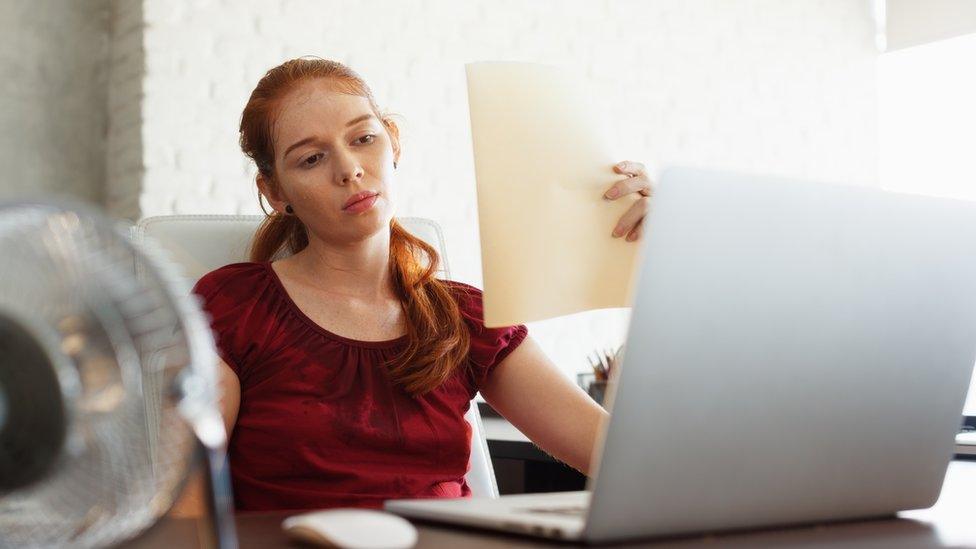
left=256, top=173, right=288, bottom=214
left=382, top=117, right=401, bottom=165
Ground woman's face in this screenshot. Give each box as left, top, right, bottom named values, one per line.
left=263, top=78, right=398, bottom=244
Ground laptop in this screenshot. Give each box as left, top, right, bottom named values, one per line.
left=385, top=168, right=976, bottom=544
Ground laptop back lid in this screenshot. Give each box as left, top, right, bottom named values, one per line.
left=584, top=168, right=976, bottom=543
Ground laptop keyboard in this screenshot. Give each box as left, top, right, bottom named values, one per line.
left=521, top=505, right=587, bottom=517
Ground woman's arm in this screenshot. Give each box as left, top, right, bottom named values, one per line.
left=217, top=359, right=241, bottom=438
left=477, top=160, right=649, bottom=475
left=479, top=336, right=609, bottom=475
left=170, top=359, right=240, bottom=518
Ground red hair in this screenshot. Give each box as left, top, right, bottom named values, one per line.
left=239, top=57, right=469, bottom=396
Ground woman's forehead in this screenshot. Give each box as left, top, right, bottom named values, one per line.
left=274, top=80, right=373, bottom=142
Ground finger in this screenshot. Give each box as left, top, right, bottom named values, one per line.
left=625, top=220, right=643, bottom=242
left=613, top=160, right=646, bottom=177
left=612, top=197, right=650, bottom=238
left=604, top=174, right=653, bottom=200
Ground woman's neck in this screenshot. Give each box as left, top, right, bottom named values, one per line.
left=288, top=227, right=396, bottom=301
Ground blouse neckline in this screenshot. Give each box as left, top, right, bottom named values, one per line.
left=260, top=261, right=409, bottom=350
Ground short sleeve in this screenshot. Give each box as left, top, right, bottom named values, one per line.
left=446, top=281, right=529, bottom=396
left=191, top=263, right=268, bottom=380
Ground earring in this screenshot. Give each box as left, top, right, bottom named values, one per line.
left=285, top=204, right=294, bottom=214
left=393, top=161, right=397, bottom=170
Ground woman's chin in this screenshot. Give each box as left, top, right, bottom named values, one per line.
left=353, top=208, right=394, bottom=237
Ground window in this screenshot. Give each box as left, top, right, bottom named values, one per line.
left=878, top=32, right=976, bottom=416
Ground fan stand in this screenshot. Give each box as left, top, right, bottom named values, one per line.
left=196, top=432, right=239, bottom=549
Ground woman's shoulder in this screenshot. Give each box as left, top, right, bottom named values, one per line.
left=437, top=279, right=528, bottom=387
left=192, top=261, right=270, bottom=298
left=190, top=262, right=278, bottom=378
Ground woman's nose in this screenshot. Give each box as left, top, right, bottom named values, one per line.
left=335, top=150, right=364, bottom=185
left=342, top=165, right=364, bottom=184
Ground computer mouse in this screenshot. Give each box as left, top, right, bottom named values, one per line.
left=281, top=508, right=418, bottom=549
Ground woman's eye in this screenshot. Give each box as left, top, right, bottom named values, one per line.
left=358, top=134, right=375, bottom=144
left=303, top=153, right=322, bottom=167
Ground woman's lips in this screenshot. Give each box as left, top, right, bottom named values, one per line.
left=342, top=192, right=379, bottom=214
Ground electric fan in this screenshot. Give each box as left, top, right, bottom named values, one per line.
left=0, top=200, right=236, bottom=548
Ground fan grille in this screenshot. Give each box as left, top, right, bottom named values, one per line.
left=0, top=204, right=216, bottom=548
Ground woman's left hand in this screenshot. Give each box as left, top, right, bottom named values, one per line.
left=604, top=160, right=654, bottom=242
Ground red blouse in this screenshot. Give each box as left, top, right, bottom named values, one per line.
left=191, top=262, right=527, bottom=511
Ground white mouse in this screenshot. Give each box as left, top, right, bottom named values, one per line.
left=281, top=508, right=418, bottom=549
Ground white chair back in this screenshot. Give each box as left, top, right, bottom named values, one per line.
left=131, top=214, right=499, bottom=498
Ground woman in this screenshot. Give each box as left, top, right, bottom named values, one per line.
left=192, top=57, right=653, bottom=511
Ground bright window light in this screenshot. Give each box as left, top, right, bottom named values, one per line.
left=878, top=32, right=976, bottom=415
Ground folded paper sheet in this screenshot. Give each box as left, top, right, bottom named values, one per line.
left=465, top=61, right=641, bottom=327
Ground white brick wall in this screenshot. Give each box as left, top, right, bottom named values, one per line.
left=130, top=0, right=880, bottom=377
left=0, top=0, right=110, bottom=204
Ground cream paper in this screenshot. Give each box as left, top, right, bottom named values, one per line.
left=465, top=61, right=641, bottom=327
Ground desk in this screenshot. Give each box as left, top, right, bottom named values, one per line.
left=482, top=414, right=587, bottom=493
left=129, top=460, right=976, bottom=548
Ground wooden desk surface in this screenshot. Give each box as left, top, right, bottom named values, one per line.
left=129, top=460, right=976, bottom=548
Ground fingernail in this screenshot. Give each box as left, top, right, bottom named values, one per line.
left=604, top=188, right=619, bottom=199
left=612, top=227, right=624, bottom=237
